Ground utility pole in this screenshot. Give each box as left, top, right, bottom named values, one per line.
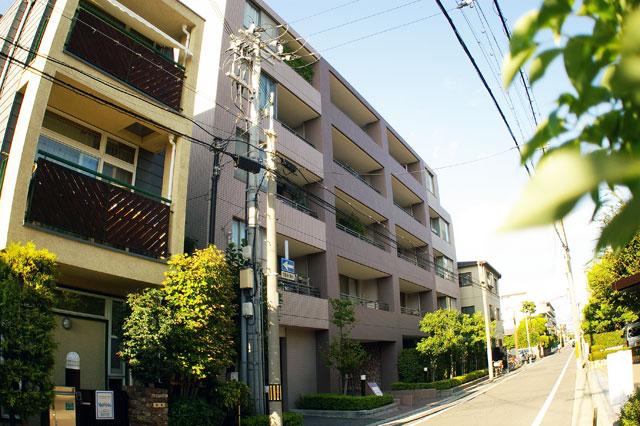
left=524, top=313, right=532, bottom=363
left=513, top=311, right=518, bottom=355
left=265, top=93, right=283, bottom=426
left=479, top=262, right=493, bottom=381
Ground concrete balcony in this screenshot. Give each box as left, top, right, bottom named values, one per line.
left=279, top=291, right=328, bottom=329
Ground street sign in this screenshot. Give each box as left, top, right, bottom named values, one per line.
left=281, top=258, right=294, bottom=273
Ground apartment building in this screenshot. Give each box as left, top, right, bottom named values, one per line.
left=457, top=261, right=504, bottom=346
left=185, top=0, right=459, bottom=408
left=0, top=0, right=204, bottom=393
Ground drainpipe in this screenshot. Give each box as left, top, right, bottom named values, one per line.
left=168, top=135, right=176, bottom=200
left=181, top=24, right=191, bottom=67
left=0, top=0, right=35, bottom=94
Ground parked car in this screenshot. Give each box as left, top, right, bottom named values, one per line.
left=625, top=322, right=640, bottom=347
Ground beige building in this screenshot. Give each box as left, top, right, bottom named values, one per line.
left=0, top=0, right=204, bottom=393
left=457, top=261, right=504, bottom=346
left=185, top=0, right=460, bottom=409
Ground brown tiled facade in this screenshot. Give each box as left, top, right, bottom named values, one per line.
left=185, top=0, right=459, bottom=409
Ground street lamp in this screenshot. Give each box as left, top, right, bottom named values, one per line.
left=360, top=375, right=366, bottom=396
left=423, top=367, right=428, bottom=383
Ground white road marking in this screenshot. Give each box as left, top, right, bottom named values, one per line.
left=530, top=349, right=574, bottom=426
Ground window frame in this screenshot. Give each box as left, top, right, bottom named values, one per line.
left=38, top=110, right=138, bottom=185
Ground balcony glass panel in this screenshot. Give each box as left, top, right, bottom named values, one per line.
left=26, top=155, right=170, bottom=258
left=65, top=5, right=185, bottom=110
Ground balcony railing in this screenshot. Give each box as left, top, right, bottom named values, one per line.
left=435, top=264, right=455, bottom=282
left=394, top=201, right=422, bottom=224
left=279, top=120, right=315, bottom=148
left=277, top=193, right=318, bottom=218
left=340, top=293, right=389, bottom=311
left=401, top=306, right=427, bottom=317
left=333, top=159, right=380, bottom=194
left=336, top=222, right=385, bottom=250
left=279, top=275, right=321, bottom=298
left=397, top=251, right=429, bottom=270
left=65, top=5, right=185, bottom=110
left=26, top=153, right=170, bottom=258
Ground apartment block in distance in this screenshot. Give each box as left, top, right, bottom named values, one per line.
left=185, top=0, right=459, bottom=408
left=458, top=261, right=504, bottom=346
left=0, top=0, right=204, bottom=396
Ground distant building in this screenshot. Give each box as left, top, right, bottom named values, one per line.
left=457, top=261, right=504, bottom=347
left=537, top=301, right=558, bottom=333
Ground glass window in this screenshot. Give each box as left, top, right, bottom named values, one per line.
left=106, top=138, right=135, bottom=164
left=430, top=217, right=440, bottom=236
left=37, top=136, right=99, bottom=175
left=55, top=290, right=105, bottom=316
left=259, top=74, right=276, bottom=112
left=339, top=275, right=357, bottom=296
left=261, top=13, right=278, bottom=50
left=243, top=2, right=259, bottom=28
left=42, top=111, right=100, bottom=150
left=459, top=272, right=472, bottom=287
left=110, top=300, right=127, bottom=375
left=461, top=306, right=475, bottom=315
left=442, top=220, right=450, bottom=242
left=103, top=162, right=133, bottom=184
left=450, top=298, right=457, bottom=310
left=427, top=171, right=436, bottom=195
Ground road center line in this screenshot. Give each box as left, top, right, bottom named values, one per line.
left=530, top=349, right=574, bottom=426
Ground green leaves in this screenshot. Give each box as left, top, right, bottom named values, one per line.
left=503, top=10, right=539, bottom=88
left=502, top=148, right=640, bottom=231
left=529, top=48, right=562, bottom=85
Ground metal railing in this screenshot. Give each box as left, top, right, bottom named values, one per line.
left=276, top=193, right=318, bottom=218
left=397, top=251, right=429, bottom=270
left=336, top=222, right=385, bottom=250
left=278, top=120, right=315, bottom=148
left=340, top=293, right=389, bottom=311
left=279, top=276, right=321, bottom=298
left=333, top=159, right=380, bottom=194
left=401, top=306, right=427, bottom=317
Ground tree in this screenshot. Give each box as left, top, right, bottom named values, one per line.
left=0, top=243, right=57, bottom=426
left=460, top=312, right=488, bottom=373
left=121, top=246, right=236, bottom=397
left=582, top=231, right=640, bottom=334
left=502, top=0, right=640, bottom=251
left=521, top=301, right=536, bottom=355
left=322, top=297, right=368, bottom=394
left=417, top=310, right=464, bottom=379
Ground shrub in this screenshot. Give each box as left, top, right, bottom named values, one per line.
left=591, top=345, right=605, bottom=353
left=588, top=347, right=630, bottom=361
left=243, top=412, right=303, bottom=426
left=169, top=397, right=223, bottom=426
left=391, top=369, right=488, bottom=391
left=588, top=330, right=625, bottom=349
left=619, top=388, right=640, bottom=426
left=296, top=394, right=393, bottom=411
left=397, top=348, right=428, bottom=383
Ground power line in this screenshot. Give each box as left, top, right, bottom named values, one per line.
left=288, top=0, right=362, bottom=24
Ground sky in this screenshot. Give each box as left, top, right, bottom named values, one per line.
left=0, top=0, right=600, bottom=326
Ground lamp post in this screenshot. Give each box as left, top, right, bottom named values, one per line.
left=423, top=367, right=428, bottom=383
left=360, top=375, right=366, bottom=396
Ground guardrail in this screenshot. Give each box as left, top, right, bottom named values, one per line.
left=336, top=222, right=385, bottom=250
left=340, top=293, right=389, bottom=311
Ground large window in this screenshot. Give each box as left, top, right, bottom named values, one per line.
left=426, top=170, right=436, bottom=195
left=437, top=295, right=457, bottom=311
left=37, top=111, right=137, bottom=184
left=459, top=272, right=472, bottom=287
left=430, top=216, right=450, bottom=242
left=243, top=2, right=278, bottom=48
left=461, top=306, right=475, bottom=315
left=435, top=255, right=454, bottom=280
left=339, top=275, right=358, bottom=297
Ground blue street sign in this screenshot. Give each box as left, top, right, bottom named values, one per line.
left=281, top=258, right=294, bottom=273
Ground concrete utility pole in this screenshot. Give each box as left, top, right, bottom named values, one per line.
left=479, top=262, right=493, bottom=381
left=265, top=94, right=283, bottom=426
left=525, top=313, right=532, bottom=363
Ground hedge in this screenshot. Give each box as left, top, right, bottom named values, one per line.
left=588, top=347, right=630, bottom=361
left=391, top=369, right=488, bottom=391
left=296, top=394, right=394, bottom=411
left=588, top=330, right=625, bottom=349
left=619, top=388, right=640, bottom=426
left=243, top=412, right=303, bottom=426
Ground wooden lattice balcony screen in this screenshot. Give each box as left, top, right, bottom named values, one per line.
left=26, top=158, right=170, bottom=258
left=64, top=5, right=185, bottom=110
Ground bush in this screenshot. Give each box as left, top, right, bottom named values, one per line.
left=169, top=398, right=223, bottom=426
left=391, top=369, right=488, bottom=391
left=397, top=348, right=428, bottom=383
left=619, top=388, right=640, bottom=426
left=296, top=394, right=393, bottom=411
left=588, top=347, right=630, bottom=361
left=591, top=345, right=605, bottom=353
left=243, top=412, right=303, bottom=426
left=588, top=330, right=625, bottom=349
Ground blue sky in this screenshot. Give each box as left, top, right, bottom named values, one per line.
left=0, top=0, right=597, bottom=325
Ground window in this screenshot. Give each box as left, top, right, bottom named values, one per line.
left=37, top=111, right=137, bottom=185
left=459, top=272, right=472, bottom=287
left=489, top=304, right=496, bottom=321
left=430, top=216, right=450, bottom=242
left=339, top=275, right=358, bottom=297
left=427, top=170, right=436, bottom=195
left=430, top=217, right=440, bottom=236
left=435, top=255, right=454, bottom=280
left=461, top=306, right=475, bottom=315
left=243, top=2, right=278, bottom=50
left=231, top=219, right=265, bottom=262
left=437, top=295, right=456, bottom=310
left=259, top=73, right=277, bottom=112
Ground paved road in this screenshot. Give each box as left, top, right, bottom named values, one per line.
left=404, top=348, right=577, bottom=426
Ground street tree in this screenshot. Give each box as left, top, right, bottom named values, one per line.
left=322, top=297, right=369, bottom=395
left=460, top=312, right=488, bottom=373
left=522, top=301, right=536, bottom=356
left=417, top=309, right=464, bottom=379
left=121, top=246, right=236, bottom=397
left=502, top=0, right=640, bottom=252
left=0, top=243, right=57, bottom=426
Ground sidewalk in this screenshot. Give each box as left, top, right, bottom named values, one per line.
left=583, top=361, right=640, bottom=426
left=302, top=365, right=527, bottom=426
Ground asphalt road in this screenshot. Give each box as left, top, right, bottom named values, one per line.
left=407, top=348, right=577, bottom=426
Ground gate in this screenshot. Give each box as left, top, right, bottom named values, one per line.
left=76, top=389, right=128, bottom=426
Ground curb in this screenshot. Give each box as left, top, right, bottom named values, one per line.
left=291, top=403, right=399, bottom=419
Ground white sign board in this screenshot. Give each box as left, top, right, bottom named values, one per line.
left=608, top=350, right=634, bottom=405
left=368, top=382, right=383, bottom=396
left=95, top=390, right=114, bottom=420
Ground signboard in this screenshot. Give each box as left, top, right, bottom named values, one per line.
left=95, top=390, right=114, bottom=420
left=368, top=382, right=383, bottom=396
left=281, top=258, right=295, bottom=273
left=281, top=271, right=296, bottom=281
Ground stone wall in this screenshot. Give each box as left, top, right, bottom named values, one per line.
left=124, top=386, right=168, bottom=426
left=347, top=342, right=382, bottom=395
